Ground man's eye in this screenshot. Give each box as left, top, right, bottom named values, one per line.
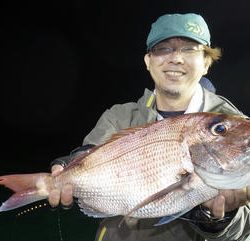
left=156, top=47, right=172, bottom=54
left=160, top=47, right=172, bottom=52
left=181, top=47, right=196, bottom=52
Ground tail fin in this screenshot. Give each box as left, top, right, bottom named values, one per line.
left=0, top=172, right=50, bottom=212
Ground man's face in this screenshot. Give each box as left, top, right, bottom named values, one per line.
left=144, top=38, right=210, bottom=99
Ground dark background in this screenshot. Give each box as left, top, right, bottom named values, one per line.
left=1, top=1, right=250, bottom=241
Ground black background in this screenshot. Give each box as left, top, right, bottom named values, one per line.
left=1, top=1, right=250, bottom=241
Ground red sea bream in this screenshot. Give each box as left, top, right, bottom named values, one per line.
left=0, top=112, right=250, bottom=223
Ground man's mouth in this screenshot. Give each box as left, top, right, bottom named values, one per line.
left=164, top=71, right=185, bottom=77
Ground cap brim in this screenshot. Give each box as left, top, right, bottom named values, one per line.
left=147, top=33, right=209, bottom=51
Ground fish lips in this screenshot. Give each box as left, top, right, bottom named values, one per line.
left=194, top=162, right=250, bottom=189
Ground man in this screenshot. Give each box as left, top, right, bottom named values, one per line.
left=49, top=13, right=250, bottom=240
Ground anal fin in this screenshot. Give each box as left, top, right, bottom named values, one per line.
left=77, top=199, right=115, bottom=218
left=154, top=208, right=192, bottom=226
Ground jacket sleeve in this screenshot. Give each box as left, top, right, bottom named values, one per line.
left=50, top=144, right=96, bottom=167
left=82, top=109, right=120, bottom=146
left=82, top=103, right=140, bottom=146
left=50, top=107, right=124, bottom=168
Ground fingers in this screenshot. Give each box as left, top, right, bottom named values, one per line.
left=48, top=189, right=61, bottom=207
left=201, top=196, right=225, bottom=219
left=202, top=187, right=250, bottom=219
left=219, top=189, right=235, bottom=213
left=211, top=194, right=225, bottom=218
left=61, top=184, right=74, bottom=207
left=48, top=184, right=74, bottom=208
left=234, top=188, right=248, bottom=206
left=49, top=165, right=74, bottom=209
left=220, top=188, right=247, bottom=210
left=247, top=186, right=250, bottom=201
left=202, top=198, right=214, bottom=209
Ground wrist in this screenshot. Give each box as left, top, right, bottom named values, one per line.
left=188, top=205, right=238, bottom=232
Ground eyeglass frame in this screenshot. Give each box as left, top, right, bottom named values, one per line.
left=148, top=44, right=205, bottom=58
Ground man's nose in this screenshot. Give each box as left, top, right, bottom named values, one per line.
left=167, top=50, right=185, bottom=64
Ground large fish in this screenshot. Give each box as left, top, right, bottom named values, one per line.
left=0, top=112, right=250, bottom=224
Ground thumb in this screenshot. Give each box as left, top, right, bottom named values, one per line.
left=51, top=164, right=64, bottom=176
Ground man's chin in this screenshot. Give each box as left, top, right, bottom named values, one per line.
left=162, top=89, right=181, bottom=99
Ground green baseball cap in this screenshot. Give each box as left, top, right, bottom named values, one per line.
left=146, top=13, right=211, bottom=51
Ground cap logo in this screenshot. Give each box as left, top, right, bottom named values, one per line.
left=185, top=22, right=204, bottom=36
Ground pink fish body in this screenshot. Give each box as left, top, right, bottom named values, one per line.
left=0, top=112, right=250, bottom=220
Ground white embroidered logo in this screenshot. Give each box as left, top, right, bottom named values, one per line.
left=185, top=22, right=204, bottom=36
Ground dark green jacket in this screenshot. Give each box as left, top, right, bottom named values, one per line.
left=83, top=88, right=246, bottom=146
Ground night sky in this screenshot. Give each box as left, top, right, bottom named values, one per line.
left=1, top=1, right=250, bottom=240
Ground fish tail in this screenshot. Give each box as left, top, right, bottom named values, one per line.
left=0, top=172, right=50, bottom=212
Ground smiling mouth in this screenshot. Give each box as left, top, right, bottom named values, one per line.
left=164, top=71, right=185, bottom=77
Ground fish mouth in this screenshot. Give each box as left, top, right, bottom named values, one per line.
left=190, top=142, right=250, bottom=173
left=219, top=149, right=250, bottom=173
left=193, top=145, right=250, bottom=189
left=194, top=163, right=250, bottom=189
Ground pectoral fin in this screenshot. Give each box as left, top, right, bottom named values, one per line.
left=118, top=173, right=192, bottom=228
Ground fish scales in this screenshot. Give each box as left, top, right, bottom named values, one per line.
left=1, top=112, right=250, bottom=220
left=52, top=114, right=210, bottom=217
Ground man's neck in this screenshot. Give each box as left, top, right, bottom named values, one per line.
left=155, top=84, right=203, bottom=113
left=155, top=93, right=191, bottom=112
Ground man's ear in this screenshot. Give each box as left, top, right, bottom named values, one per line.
left=203, top=56, right=212, bottom=75
left=144, top=54, right=150, bottom=71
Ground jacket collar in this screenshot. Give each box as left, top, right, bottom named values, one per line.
left=138, top=85, right=246, bottom=124
left=139, top=84, right=204, bottom=121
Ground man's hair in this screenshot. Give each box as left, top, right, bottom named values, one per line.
left=203, top=46, right=222, bottom=67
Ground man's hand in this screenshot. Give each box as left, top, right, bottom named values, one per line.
left=203, top=187, right=250, bottom=218
left=48, top=164, right=74, bottom=208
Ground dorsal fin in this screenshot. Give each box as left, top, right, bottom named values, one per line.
left=105, top=127, right=144, bottom=144
left=64, top=146, right=100, bottom=170
left=65, top=122, right=156, bottom=170
left=104, top=122, right=157, bottom=145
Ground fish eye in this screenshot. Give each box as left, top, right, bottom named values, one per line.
left=210, top=123, right=228, bottom=135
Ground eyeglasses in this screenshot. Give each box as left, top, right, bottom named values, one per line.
left=150, top=45, right=204, bottom=57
